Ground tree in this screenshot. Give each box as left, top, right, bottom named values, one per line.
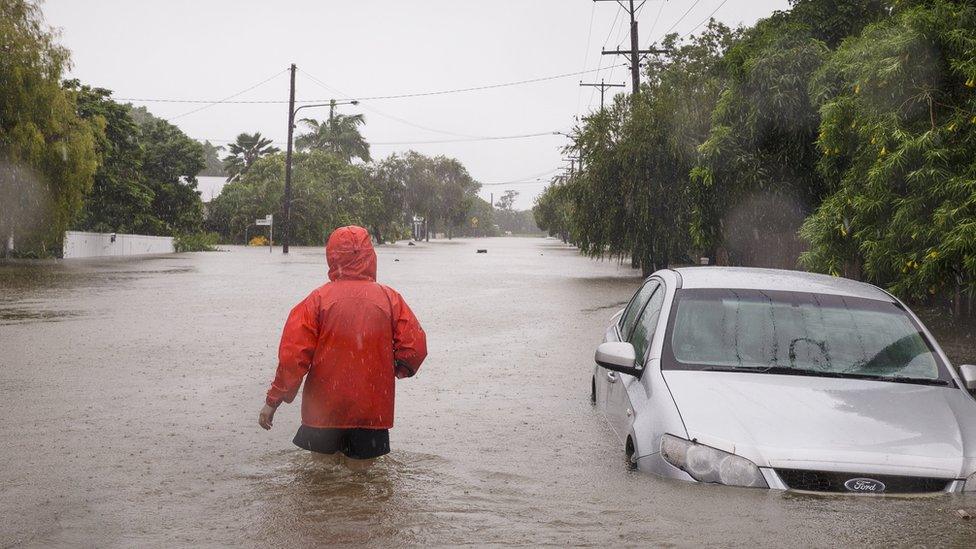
left=534, top=177, right=574, bottom=242
left=495, top=190, right=518, bottom=211
left=565, top=21, right=736, bottom=274
left=365, top=155, right=409, bottom=243
left=199, top=141, right=226, bottom=177
left=208, top=150, right=370, bottom=246
left=433, top=157, right=480, bottom=238
left=66, top=84, right=206, bottom=236
left=137, top=114, right=206, bottom=234
left=69, top=82, right=157, bottom=234
left=222, top=132, right=279, bottom=178
left=295, top=112, right=371, bottom=163
left=800, top=0, right=976, bottom=316
left=689, top=1, right=887, bottom=267
left=0, top=0, right=99, bottom=256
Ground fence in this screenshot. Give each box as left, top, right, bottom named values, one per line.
left=63, top=231, right=175, bottom=259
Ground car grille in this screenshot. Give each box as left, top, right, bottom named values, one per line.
left=775, top=469, right=951, bottom=494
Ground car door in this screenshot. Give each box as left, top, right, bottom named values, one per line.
left=598, top=279, right=659, bottom=412
left=607, top=280, right=667, bottom=439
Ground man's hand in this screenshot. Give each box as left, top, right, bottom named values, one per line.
left=258, top=404, right=277, bottom=430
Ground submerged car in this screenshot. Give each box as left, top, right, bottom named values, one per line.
left=592, top=267, right=976, bottom=494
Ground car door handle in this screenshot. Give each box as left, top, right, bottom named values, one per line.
left=606, top=371, right=618, bottom=383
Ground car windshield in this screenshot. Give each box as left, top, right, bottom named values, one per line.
left=665, top=289, right=951, bottom=384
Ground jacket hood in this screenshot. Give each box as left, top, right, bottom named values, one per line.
left=326, top=226, right=376, bottom=282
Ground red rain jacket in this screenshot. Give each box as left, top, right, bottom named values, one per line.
left=265, top=226, right=427, bottom=429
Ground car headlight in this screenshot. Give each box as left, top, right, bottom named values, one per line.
left=660, top=434, right=768, bottom=488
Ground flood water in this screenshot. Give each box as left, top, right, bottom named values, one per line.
left=2, top=237, right=975, bottom=547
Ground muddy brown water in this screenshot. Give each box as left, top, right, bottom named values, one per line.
left=2, top=238, right=975, bottom=547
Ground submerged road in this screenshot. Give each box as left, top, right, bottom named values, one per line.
left=2, top=237, right=975, bottom=547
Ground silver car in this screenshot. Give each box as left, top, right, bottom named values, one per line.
left=592, top=267, right=976, bottom=494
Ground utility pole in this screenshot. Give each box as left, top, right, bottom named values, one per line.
left=564, top=156, right=581, bottom=174
left=282, top=63, right=297, bottom=254
left=580, top=79, right=626, bottom=112
left=596, top=0, right=668, bottom=97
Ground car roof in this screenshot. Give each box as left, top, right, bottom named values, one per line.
left=670, top=267, right=895, bottom=302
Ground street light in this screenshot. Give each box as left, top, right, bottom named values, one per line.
left=282, top=97, right=359, bottom=253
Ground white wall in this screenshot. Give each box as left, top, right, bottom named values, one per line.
left=63, top=231, right=175, bottom=258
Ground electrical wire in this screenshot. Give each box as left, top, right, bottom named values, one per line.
left=575, top=1, right=598, bottom=119
left=645, top=0, right=666, bottom=44
left=680, top=0, right=729, bottom=38
left=481, top=167, right=562, bottom=186
left=197, top=131, right=561, bottom=148
left=587, top=4, right=625, bottom=112
left=371, top=132, right=557, bottom=146
left=298, top=69, right=490, bottom=139
left=649, top=0, right=703, bottom=46
left=166, top=68, right=288, bottom=120
left=117, top=64, right=627, bottom=107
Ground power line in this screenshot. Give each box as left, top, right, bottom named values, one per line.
left=650, top=0, right=702, bottom=46
left=198, top=130, right=561, bottom=148
left=575, top=1, right=598, bottom=118
left=166, top=69, right=288, bottom=120
left=481, top=168, right=562, bottom=186
left=680, top=0, right=729, bottom=38
left=371, top=132, right=558, bottom=146
left=298, top=69, right=490, bottom=139
left=598, top=0, right=668, bottom=97
left=116, top=64, right=627, bottom=107
left=645, top=0, right=666, bottom=43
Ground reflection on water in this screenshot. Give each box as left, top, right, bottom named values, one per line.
left=2, top=241, right=976, bottom=546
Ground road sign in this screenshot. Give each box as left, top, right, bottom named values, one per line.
left=254, top=214, right=273, bottom=252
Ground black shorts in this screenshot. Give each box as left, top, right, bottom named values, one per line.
left=293, top=425, right=390, bottom=460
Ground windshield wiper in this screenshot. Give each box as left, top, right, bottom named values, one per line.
left=697, top=366, right=952, bottom=386
left=865, top=375, right=951, bottom=387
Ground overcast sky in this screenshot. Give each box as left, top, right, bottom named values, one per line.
left=43, top=0, right=789, bottom=209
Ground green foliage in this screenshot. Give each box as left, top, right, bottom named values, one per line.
left=222, top=132, right=279, bottom=178
left=69, top=83, right=206, bottom=236
left=296, top=111, right=371, bottom=163
left=0, top=0, right=99, bottom=256
left=199, top=140, right=226, bottom=177
left=209, top=151, right=378, bottom=245
left=534, top=177, right=574, bottom=242
left=207, top=149, right=483, bottom=244
left=562, top=22, right=737, bottom=274
left=174, top=231, right=219, bottom=252
left=69, top=82, right=154, bottom=234
left=394, top=151, right=481, bottom=239
left=800, top=0, right=976, bottom=304
left=690, top=1, right=886, bottom=265
left=138, top=115, right=206, bottom=234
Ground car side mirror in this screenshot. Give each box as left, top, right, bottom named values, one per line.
left=959, top=364, right=976, bottom=390
left=595, top=341, right=642, bottom=376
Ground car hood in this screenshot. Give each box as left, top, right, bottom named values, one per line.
left=663, top=370, right=976, bottom=478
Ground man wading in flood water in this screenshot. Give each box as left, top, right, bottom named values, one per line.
left=258, top=225, right=427, bottom=471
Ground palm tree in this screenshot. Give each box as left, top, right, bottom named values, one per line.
left=222, top=132, right=280, bottom=179
left=295, top=111, right=371, bottom=163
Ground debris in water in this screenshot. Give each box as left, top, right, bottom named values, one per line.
left=407, top=241, right=416, bottom=246
left=955, top=509, right=971, bottom=520
left=394, top=258, right=400, bottom=262
left=477, top=249, right=487, bottom=254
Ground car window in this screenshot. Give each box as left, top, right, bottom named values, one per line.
left=629, top=285, right=667, bottom=365
left=619, top=280, right=659, bottom=339
left=665, top=289, right=952, bottom=384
